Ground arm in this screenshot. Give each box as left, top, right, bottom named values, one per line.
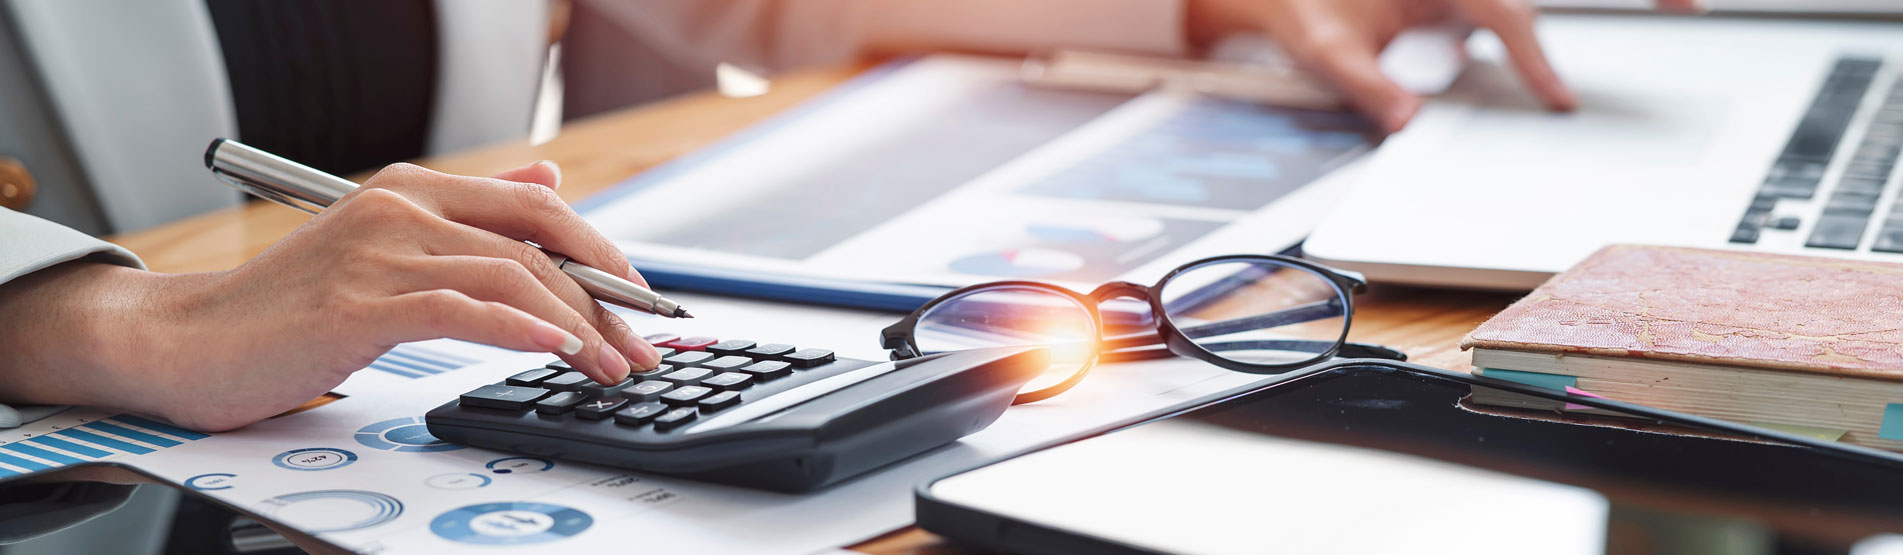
left=0, top=162, right=662, bottom=432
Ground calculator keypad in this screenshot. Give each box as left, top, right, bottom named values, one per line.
left=454, top=335, right=866, bottom=436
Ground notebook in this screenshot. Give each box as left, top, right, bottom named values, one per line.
left=1460, top=244, right=1903, bottom=450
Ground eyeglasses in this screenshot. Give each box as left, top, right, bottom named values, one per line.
left=881, top=254, right=1405, bottom=404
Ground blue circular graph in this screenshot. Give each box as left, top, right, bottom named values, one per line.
left=185, top=473, right=238, bottom=491
left=265, top=490, right=404, bottom=533
left=272, top=448, right=358, bottom=471
left=355, top=416, right=463, bottom=452
left=431, top=502, right=592, bottom=545
left=485, top=456, right=555, bottom=474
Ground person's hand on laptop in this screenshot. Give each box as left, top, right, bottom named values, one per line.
left=0, top=162, right=662, bottom=431
left=1187, top=0, right=1704, bottom=133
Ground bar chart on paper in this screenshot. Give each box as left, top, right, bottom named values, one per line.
left=0, top=410, right=210, bottom=477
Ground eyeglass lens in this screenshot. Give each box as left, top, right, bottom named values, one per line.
left=1157, top=259, right=1349, bottom=367
left=911, top=286, right=1098, bottom=397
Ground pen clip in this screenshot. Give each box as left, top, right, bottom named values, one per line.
left=213, top=170, right=325, bottom=215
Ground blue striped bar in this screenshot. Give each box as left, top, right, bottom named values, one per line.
left=368, top=362, right=426, bottom=378
left=110, top=415, right=210, bottom=440
left=84, top=422, right=180, bottom=447
left=381, top=348, right=464, bottom=371
left=55, top=429, right=152, bottom=454
left=389, top=346, right=478, bottom=367
left=2, top=442, right=86, bottom=465
left=371, top=356, right=444, bottom=375
left=28, top=436, right=111, bottom=458
left=0, top=451, right=52, bottom=471
left=0, top=466, right=18, bottom=477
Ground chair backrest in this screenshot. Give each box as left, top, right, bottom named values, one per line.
left=6, top=0, right=239, bottom=234
left=3, top=0, right=548, bottom=234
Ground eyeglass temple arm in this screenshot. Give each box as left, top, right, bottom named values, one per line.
left=1100, top=298, right=1344, bottom=351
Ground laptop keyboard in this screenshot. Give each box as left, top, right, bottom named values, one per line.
left=1732, top=57, right=1903, bottom=251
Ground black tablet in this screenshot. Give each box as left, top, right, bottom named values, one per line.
left=916, top=359, right=1903, bottom=554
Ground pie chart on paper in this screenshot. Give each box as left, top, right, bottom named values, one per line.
left=948, top=248, right=1086, bottom=278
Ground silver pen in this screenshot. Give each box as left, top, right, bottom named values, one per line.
left=203, top=138, right=692, bottom=319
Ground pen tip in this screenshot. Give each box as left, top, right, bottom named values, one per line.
left=675, top=309, right=693, bottom=319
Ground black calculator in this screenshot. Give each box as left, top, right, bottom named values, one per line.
left=425, top=335, right=1045, bottom=492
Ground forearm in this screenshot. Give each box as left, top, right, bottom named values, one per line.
left=858, top=0, right=1190, bottom=57
left=0, top=262, right=194, bottom=413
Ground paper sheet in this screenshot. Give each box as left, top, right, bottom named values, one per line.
left=0, top=292, right=1277, bottom=553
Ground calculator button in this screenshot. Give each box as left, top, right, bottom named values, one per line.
left=661, top=385, right=714, bottom=405
left=699, top=391, right=742, bottom=412
left=663, top=351, right=715, bottom=367
left=745, top=343, right=796, bottom=359
left=659, top=367, right=713, bottom=385
left=652, top=407, right=699, bottom=430
left=614, top=402, right=670, bottom=426
left=651, top=347, right=676, bottom=359
left=706, top=339, right=757, bottom=356
left=664, top=336, right=719, bottom=351
left=541, top=373, right=593, bottom=392
left=702, top=372, right=754, bottom=391
left=644, top=333, right=681, bottom=345
left=785, top=348, right=836, bottom=368
left=535, top=392, right=588, bottom=415
left=460, top=385, right=550, bottom=411
left=739, top=360, right=792, bottom=380
left=506, top=368, right=559, bottom=387
left=545, top=360, right=573, bottom=372
left=574, top=397, right=629, bottom=420
left=579, top=377, right=635, bottom=398
left=702, top=355, right=752, bottom=372
left=621, top=380, right=675, bottom=402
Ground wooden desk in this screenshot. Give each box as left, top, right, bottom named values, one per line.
left=108, top=63, right=1519, bottom=554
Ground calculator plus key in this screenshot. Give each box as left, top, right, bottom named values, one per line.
left=614, top=402, right=669, bottom=426
left=459, top=385, right=550, bottom=411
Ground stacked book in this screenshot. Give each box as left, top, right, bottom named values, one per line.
left=1461, top=244, right=1903, bottom=450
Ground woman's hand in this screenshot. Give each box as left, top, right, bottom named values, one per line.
left=1186, top=0, right=1703, bottom=133
left=0, top=161, right=662, bottom=431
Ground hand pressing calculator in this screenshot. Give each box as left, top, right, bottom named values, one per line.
left=425, top=335, right=1045, bottom=492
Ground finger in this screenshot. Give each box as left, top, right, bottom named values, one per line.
left=420, top=224, right=662, bottom=370
left=1458, top=0, right=1577, bottom=111
left=365, top=164, right=645, bottom=289
left=492, top=161, right=562, bottom=190
left=1284, top=28, right=1423, bottom=133
left=399, top=254, right=634, bottom=384
left=371, top=289, right=584, bottom=357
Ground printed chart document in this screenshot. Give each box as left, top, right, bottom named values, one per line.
left=0, top=294, right=1285, bottom=553
left=580, top=55, right=1374, bottom=295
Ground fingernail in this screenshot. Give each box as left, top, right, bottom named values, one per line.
left=536, top=160, right=562, bottom=185
left=599, top=344, right=632, bottom=381
left=624, top=330, right=662, bottom=369
left=531, top=322, right=583, bottom=355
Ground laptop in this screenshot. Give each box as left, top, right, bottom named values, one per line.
left=1304, top=14, right=1903, bottom=289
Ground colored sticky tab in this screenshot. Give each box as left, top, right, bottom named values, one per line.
left=1880, top=404, right=1903, bottom=441
left=1562, top=386, right=1610, bottom=411
left=1477, top=368, right=1578, bottom=391
left=1749, top=421, right=1848, bottom=443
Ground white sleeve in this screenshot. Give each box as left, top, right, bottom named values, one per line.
left=0, top=208, right=144, bottom=428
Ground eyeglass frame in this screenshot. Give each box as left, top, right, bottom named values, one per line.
left=880, top=254, right=1403, bottom=404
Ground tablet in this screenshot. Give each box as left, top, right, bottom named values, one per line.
left=917, top=360, right=1903, bottom=555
